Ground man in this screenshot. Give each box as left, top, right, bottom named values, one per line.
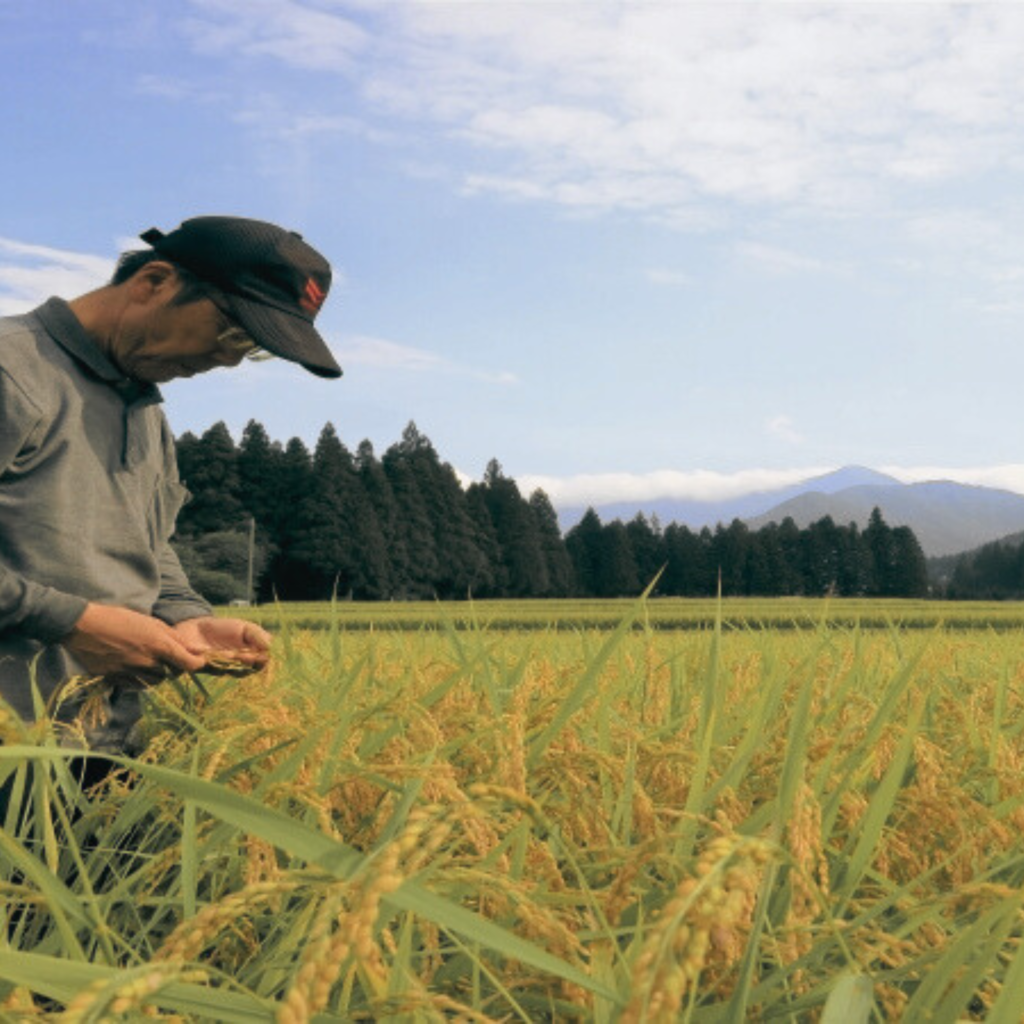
left=0, top=215, right=341, bottom=754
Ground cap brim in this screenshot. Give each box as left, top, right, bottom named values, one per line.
left=230, top=296, right=342, bottom=379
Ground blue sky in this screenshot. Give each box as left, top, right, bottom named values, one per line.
left=5, top=1, right=1024, bottom=508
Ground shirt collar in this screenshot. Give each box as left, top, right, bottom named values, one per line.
left=34, top=297, right=162, bottom=405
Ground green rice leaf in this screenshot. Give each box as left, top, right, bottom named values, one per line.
left=820, top=971, right=874, bottom=1024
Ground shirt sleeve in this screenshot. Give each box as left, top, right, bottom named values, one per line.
left=152, top=542, right=214, bottom=625
left=149, top=420, right=213, bottom=625
left=0, top=368, right=89, bottom=641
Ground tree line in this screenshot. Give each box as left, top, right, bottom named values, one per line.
left=934, top=534, right=1024, bottom=599
left=567, top=506, right=928, bottom=599
left=172, top=420, right=930, bottom=603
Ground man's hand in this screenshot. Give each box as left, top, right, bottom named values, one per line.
left=173, top=617, right=272, bottom=672
left=63, top=603, right=210, bottom=677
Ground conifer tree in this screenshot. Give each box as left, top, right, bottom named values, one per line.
left=394, top=425, right=492, bottom=598
left=890, top=525, right=929, bottom=597
left=836, top=522, right=871, bottom=596
left=175, top=421, right=244, bottom=536
left=660, top=523, right=710, bottom=596
left=802, top=516, right=841, bottom=595
left=480, top=459, right=548, bottom=597
left=865, top=507, right=896, bottom=596
left=465, top=484, right=507, bottom=596
left=711, top=520, right=750, bottom=596
left=264, top=436, right=315, bottom=598
left=776, top=517, right=804, bottom=595
left=290, top=424, right=390, bottom=599
left=170, top=419, right=594, bottom=601
left=237, top=419, right=283, bottom=529
left=565, top=507, right=604, bottom=597
left=625, top=513, right=662, bottom=592
left=749, top=523, right=783, bottom=595
left=596, top=521, right=641, bottom=596
left=529, top=489, right=575, bottom=596
left=433, top=459, right=495, bottom=597
left=383, top=427, right=440, bottom=598
left=357, top=439, right=409, bottom=599
left=744, top=529, right=774, bottom=595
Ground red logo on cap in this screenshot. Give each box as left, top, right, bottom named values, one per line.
left=300, top=278, right=326, bottom=313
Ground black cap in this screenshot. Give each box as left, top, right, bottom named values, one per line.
left=139, top=215, right=342, bottom=378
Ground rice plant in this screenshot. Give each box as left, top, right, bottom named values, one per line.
left=3, top=599, right=1024, bottom=1020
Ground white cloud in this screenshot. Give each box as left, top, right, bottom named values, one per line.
left=136, top=74, right=223, bottom=103
left=520, top=463, right=1024, bottom=509
left=903, top=208, right=1006, bottom=250
left=736, top=241, right=841, bottom=277
left=233, top=102, right=395, bottom=145
left=183, top=0, right=367, bottom=72
left=766, top=414, right=803, bottom=444
left=340, top=334, right=518, bottom=384
left=0, top=238, right=113, bottom=316
left=168, top=4, right=1024, bottom=237
left=968, top=299, right=1024, bottom=317
left=881, top=464, right=1024, bottom=496
left=897, top=206, right=1024, bottom=311
left=342, top=335, right=443, bottom=372
left=517, top=467, right=833, bottom=508
left=644, top=268, right=693, bottom=288
left=355, top=3, right=1024, bottom=223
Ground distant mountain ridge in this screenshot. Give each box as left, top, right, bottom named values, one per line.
left=746, top=481, right=1024, bottom=557
left=559, top=466, right=896, bottom=531
left=558, top=466, right=1024, bottom=558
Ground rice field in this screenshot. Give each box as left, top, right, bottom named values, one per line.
left=3, top=597, right=1024, bottom=1020
left=230, top=596, right=1024, bottom=633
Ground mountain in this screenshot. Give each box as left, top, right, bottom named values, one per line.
left=558, top=465, right=899, bottom=532
left=927, top=528, right=1024, bottom=580
left=745, top=480, right=1024, bottom=557
left=557, top=465, right=1024, bottom=558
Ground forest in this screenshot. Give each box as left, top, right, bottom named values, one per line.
left=938, top=534, right=1024, bottom=600
left=172, top=419, right=941, bottom=604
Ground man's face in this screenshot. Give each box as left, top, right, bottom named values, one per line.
left=112, top=273, right=258, bottom=384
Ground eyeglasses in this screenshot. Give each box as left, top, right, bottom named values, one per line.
left=209, top=294, right=275, bottom=362
left=216, top=325, right=274, bottom=362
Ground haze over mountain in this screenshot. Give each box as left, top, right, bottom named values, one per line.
left=559, top=467, right=896, bottom=531
left=746, top=481, right=1024, bottom=558
left=559, top=467, right=1024, bottom=558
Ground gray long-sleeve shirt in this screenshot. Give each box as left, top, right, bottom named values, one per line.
left=0, top=298, right=212, bottom=749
